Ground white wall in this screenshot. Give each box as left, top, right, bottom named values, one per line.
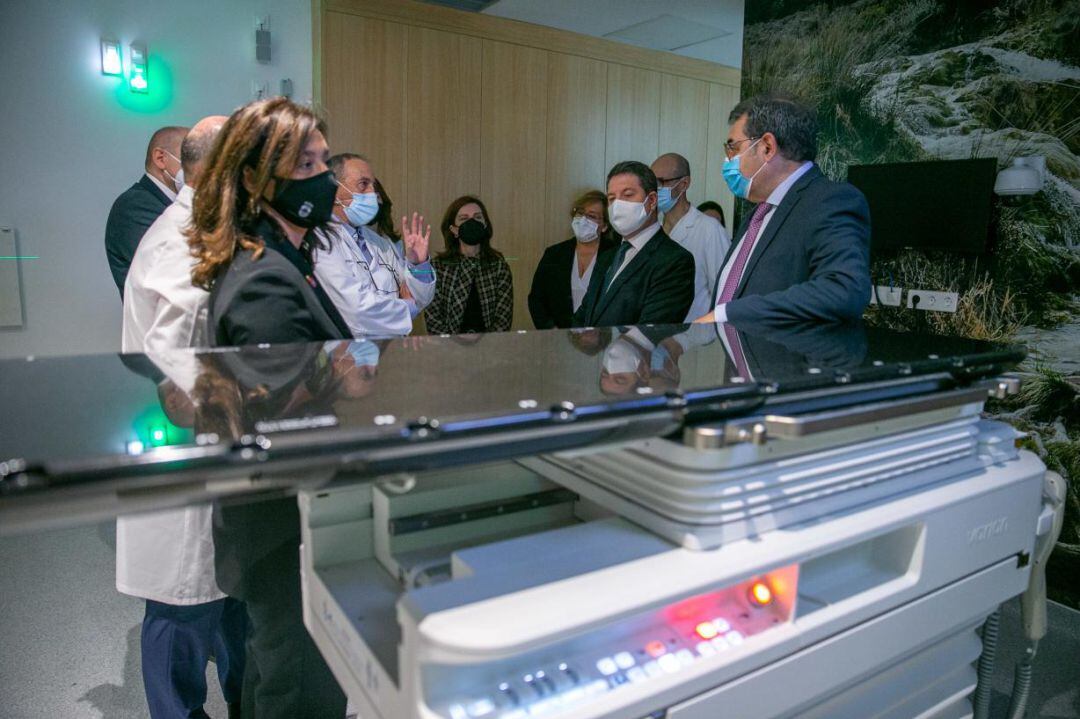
left=0, top=0, right=314, bottom=359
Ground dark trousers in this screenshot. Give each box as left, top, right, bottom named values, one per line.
left=238, top=539, right=347, bottom=719
left=141, top=597, right=248, bottom=719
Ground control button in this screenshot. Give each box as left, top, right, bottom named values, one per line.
left=609, top=673, right=629, bottom=687
left=535, top=671, right=557, bottom=695
left=676, top=649, right=695, bottom=667
left=696, top=641, right=717, bottom=657
left=695, top=621, right=719, bottom=640
left=626, top=667, right=648, bottom=683
left=449, top=705, right=468, bottom=719
left=584, top=680, right=609, bottom=697
left=614, top=651, right=636, bottom=669
left=522, top=675, right=544, bottom=698
left=712, top=617, right=731, bottom=633
left=643, top=661, right=664, bottom=678
left=724, top=630, right=745, bottom=646
left=497, top=682, right=520, bottom=706
left=645, top=640, right=667, bottom=658
left=467, top=698, right=496, bottom=717
left=596, top=657, right=618, bottom=676
left=658, top=654, right=681, bottom=674
left=710, top=635, right=730, bottom=651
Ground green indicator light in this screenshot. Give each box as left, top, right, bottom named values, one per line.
left=129, top=42, right=148, bottom=94
left=150, top=426, right=167, bottom=445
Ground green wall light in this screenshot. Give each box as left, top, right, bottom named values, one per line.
left=129, top=42, right=148, bottom=93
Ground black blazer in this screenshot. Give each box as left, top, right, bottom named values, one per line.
left=528, top=236, right=616, bottom=329
left=105, top=175, right=172, bottom=295
left=718, top=165, right=871, bottom=324
left=208, top=228, right=352, bottom=347
left=573, top=228, right=695, bottom=328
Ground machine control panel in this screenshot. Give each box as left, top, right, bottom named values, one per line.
left=434, top=566, right=798, bottom=719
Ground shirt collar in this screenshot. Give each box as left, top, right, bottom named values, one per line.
left=672, top=206, right=703, bottom=233
left=145, top=172, right=178, bottom=203
left=625, top=221, right=661, bottom=250
left=765, top=161, right=814, bottom=208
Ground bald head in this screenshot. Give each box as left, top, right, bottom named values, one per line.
left=180, top=115, right=227, bottom=187
left=651, top=152, right=691, bottom=181
left=144, top=125, right=188, bottom=192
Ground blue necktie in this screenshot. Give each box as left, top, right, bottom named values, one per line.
left=601, top=241, right=632, bottom=296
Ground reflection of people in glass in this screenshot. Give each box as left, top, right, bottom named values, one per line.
left=598, top=327, right=684, bottom=396
left=192, top=340, right=355, bottom=719
left=325, top=339, right=382, bottom=399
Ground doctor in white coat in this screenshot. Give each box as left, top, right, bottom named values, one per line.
left=315, top=153, right=436, bottom=336
left=119, top=115, right=246, bottom=719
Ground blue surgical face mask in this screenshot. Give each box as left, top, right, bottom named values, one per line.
left=722, top=139, right=767, bottom=199
left=656, top=183, right=684, bottom=214
left=347, top=340, right=380, bottom=368
left=340, top=191, right=380, bottom=227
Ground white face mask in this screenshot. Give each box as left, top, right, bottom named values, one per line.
left=163, top=150, right=183, bottom=192
left=609, top=198, right=649, bottom=237
left=571, top=216, right=599, bottom=243
left=602, top=339, right=645, bottom=375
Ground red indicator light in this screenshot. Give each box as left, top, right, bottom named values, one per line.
left=695, top=622, right=719, bottom=640
left=750, top=581, right=773, bottom=606
left=645, top=640, right=667, bottom=657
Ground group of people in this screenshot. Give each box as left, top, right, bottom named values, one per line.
left=103, top=91, right=871, bottom=718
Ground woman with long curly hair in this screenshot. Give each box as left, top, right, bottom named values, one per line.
left=186, top=97, right=349, bottom=718
left=188, top=97, right=351, bottom=345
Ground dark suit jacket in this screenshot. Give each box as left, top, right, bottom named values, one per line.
left=105, top=175, right=172, bottom=295
left=528, top=236, right=617, bottom=329
left=719, top=165, right=871, bottom=324
left=573, top=228, right=695, bottom=328
left=208, top=236, right=351, bottom=347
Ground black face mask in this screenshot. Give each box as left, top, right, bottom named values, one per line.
left=267, top=170, right=337, bottom=228
left=457, top=218, right=490, bottom=247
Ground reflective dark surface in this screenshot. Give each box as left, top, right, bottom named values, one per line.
left=0, top=322, right=1024, bottom=492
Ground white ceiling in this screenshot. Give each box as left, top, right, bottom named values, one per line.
left=481, top=0, right=745, bottom=69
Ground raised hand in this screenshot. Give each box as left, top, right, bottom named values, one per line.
left=401, top=212, right=431, bottom=264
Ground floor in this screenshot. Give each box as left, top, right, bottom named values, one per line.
left=0, top=521, right=1077, bottom=718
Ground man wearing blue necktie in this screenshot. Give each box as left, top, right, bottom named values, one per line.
left=696, top=93, right=871, bottom=326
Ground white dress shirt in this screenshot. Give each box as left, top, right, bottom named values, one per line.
left=122, top=185, right=206, bottom=354
left=713, top=161, right=814, bottom=322
left=315, top=220, right=436, bottom=336
left=668, top=206, right=731, bottom=322
left=145, top=171, right=178, bottom=203
left=117, top=184, right=223, bottom=606
left=610, top=221, right=662, bottom=283
left=570, top=250, right=598, bottom=313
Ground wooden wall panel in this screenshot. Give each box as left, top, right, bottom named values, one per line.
left=323, top=13, right=407, bottom=203
left=605, top=64, right=661, bottom=173
left=659, top=74, right=711, bottom=207
left=705, top=82, right=741, bottom=237
left=404, top=26, right=483, bottom=243
left=479, top=40, right=549, bottom=330
left=544, top=53, right=608, bottom=259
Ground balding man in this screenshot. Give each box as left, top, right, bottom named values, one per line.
left=117, top=116, right=245, bottom=719
left=652, top=152, right=731, bottom=321
left=105, top=125, right=189, bottom=294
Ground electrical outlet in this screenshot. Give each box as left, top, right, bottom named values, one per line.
left=255, top=15, right=270, bottom=31
left=871, top=285, right=902, bottom=307
left=907, top=289, right=958, bottom=313
left=251, top=80, right=270, bottom=100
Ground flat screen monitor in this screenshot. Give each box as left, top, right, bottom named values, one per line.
left=846, top=158, right=996, bottom=255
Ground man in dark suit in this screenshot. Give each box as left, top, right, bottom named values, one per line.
left=105, top=125, right=189, bottom=295
left=573, top=161, right=695, bottom=328
left=697, top=93, right=871, bottom=326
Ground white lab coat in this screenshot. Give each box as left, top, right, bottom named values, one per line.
left=314, top=220, right=437, bottom=336
left=667, top=206, right=731, bottom=322
left=116, top=186, right=224, bottom=605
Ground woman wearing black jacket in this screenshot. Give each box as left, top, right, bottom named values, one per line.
left=528, top=190, right=617, bottom=329
left=186, top=97, right=349, bottom=718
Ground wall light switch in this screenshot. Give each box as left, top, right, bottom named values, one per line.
left=907, top=289, right=958, bottom=313
left=0, top=226, right=25, bottom=328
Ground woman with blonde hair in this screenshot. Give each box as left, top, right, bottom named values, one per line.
left=189, top=97, right=351, bottom=345
left=187, top=97, right=348, bottom=718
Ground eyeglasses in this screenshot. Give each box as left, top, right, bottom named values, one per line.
left=655, top=174, right=687, bottom=186
left=354, top=258, right=401, bottom=295
left=723, top=136, right=760, bottom=158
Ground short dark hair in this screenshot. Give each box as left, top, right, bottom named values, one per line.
left=607, top=161, right=657, bottom=196
left=144, top=125, right=188, bottom=168
left=697, top=201, right=726, bottom=228
left=728, top=93, right=818, bottom=162
left=438, top=195, right=503, bottom=263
